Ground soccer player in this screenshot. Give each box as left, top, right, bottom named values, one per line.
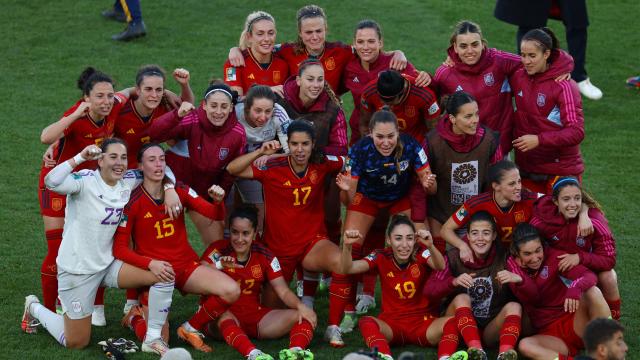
left=426, top=212, right=522, bottom=360
left=360, top=69, right=440, bottom=143
left=112, top=143, right=239, bottom=353
left=227, top=5, right=408, bottom=92
left=234, top=85, right=290, bottom=233
left=511, top=28, right=584, bottom=194
left=147, top=82, right=247, bottom=245
left=412, top=91, right=502, bottom=252
left=200, top=205, right=316, bottom=360
left=576, top=318, right=627, bottom=360
left=531, top=177, right=621, bottom=320
left=343, top=19, right=427, bottom=144
left=22, top=139, right=180, bottom=355
left=341, top=215, right=472, bottom=360
left=226, top=120, right=348, bottom=346
left=115, top=65, right=193, bottom=169
left=38, top=67, right=126, bottom=323
left=223, top=11, right=289, bottom=97
left=431, top=20, right=521, bottom=153
left=504, top=223, right=611, bottom=360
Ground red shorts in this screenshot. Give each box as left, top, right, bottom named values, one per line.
left=522, top=174, right=582, bottom=196
left=378, top=313, right=436, bottom=347
left=139, top=261, right=201, bottom=305
left=275, top=234, right=326, bottom=282
left=348, top=193, right=410, bottom=217
left=39, top=169, right=66, bottom=217
left=538, top=313, right=584, bottom=356
left=230, top=304, right=273, bottom=338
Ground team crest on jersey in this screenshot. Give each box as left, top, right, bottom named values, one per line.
left=483, top=72, right=495, bottom=86
left=576, top=236, right=586, bottom=247
left=536, top=93, right=546, bottom=107
left=398, top=160, right=409, bottom=172
left=225, top=67, right=237, bottom=81
left=51, top=198, right=63, bottom=212
left=410, top=264, right=420, bottom=278
left=405, top=106, right=416, bottom=118
left=273, top=71, right=281, bottom=84
left=514, top=211, right=526, bottom=223
left=251, top=265, right=262, bottom=279
left=540, top=266, right=549, bottom=279
left=324, top=57, right=336, bottom=71
left=309, top=170, right=318, bottom=184
left=219, top=148, right=229, bottom=160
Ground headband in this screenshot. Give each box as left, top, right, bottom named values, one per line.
left=552, top=177, right=580, bottom=192
left=204, top=88, right=233, bottom=100
left=247, top=14, right=273, bottom=32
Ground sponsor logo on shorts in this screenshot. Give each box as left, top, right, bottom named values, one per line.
left=71, top=301, right=82, bottom=313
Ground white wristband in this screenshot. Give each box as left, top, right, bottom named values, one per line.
left=72, top=153, right=86, bottom=166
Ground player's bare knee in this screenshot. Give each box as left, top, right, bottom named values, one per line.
left=517, top=337, right=536, bottom=357
left=452, top=293, right=471, bottom=307
left=598, top=270, right=619, bottom=294
left=65, top=336, right=90, bottom=349
left=221, top=282, right=241, bottom=302
left=503, top=301, right=522, bottom=316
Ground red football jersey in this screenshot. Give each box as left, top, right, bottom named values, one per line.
left=113, top=184, right=224, bottom=270
left=201, top=240, right=282, bottom=309
left=277, top=41, right=353, bottom=93
left=251, top=155, right=344, bottom=257
left=452, top=190, right=541, bottom=244
left=361, top=75, right=440, bottom=143
left=223, top=49, right=289, bottom=94
left=39, top=97, right=125, bottom=187
left=363, top=246, right=434, bottom=319
left=114, top=97, right=171, bottom=169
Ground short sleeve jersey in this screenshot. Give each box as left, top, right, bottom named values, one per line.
left=361, top=75, right=440, bottom=143
left=349, top=133, right=429, bottom=202
left=452, top=190, right=541, bottom=244
left=115, top=184, right=223, bottom=269
left=363, top=246, right=434, bottom=319
left=277, top=41, right=353, bottom=92
left=114, top=97, right=171, bottom=168
left=223, top=49, right=289, bottom=93
left=251, top=155, right=344, bottom=256
left=201, top=240, right=282, bottom=309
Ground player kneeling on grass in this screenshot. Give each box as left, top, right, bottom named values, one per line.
left=425, top=211, right=523, bottom=360
left=111, top=143, right=239, bottom=352
left=340, top=214, right=471, bottom=360
left=22, top=139, right=182, bottom=355
left=505, top=223, right=611, bottom=360
left=198, top=205, right=317, bottom=360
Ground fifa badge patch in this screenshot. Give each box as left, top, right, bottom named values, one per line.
left=455, top=207, right=468, bottom=221
left=270, top=258, right=281, bottom=272
left=428, top=102, right=439, bottom=115
left=219, top=148, right=229, bottom=160
left=537, top=93, right=546, bottom=107
left=226, top=67, right=237, bottom=81
left=484, top=72, right=495, bottom=86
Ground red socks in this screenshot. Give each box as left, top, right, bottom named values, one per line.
left=219, top=319, right=255, bottom=357
left=328, top=272, right=354, bottom=326
left=289, top=320, right=314, bottom=349
left=438, top=317, right=460, bottom=358
left=41, top=229, right=62, bottom=311
left=498, top=315, right=521, bottom=353
left=132, top=315, right=147, bottom=342
left=455, top=307, right=482, bottom=349
left=188, top=295, right=231, bottom=331
left=358, top=316, right=391, bottom=355
left=607, top=299, right=621, bottom=320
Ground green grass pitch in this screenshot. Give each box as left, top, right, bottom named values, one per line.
left=1, top=1, right=638, bottom=359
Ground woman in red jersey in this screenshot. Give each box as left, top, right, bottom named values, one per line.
left=413, top=91, right=502, bottom=252
left=223, top=11, right=289, bottom=97
left=113, top=143, right=239, bottom=353
left=531, top=177, right=621, bottom=320
left=227, top=120, right=349, bottom=347
left=510, top=28, right=584, bottom=194
left=115, top=65, right=193, bottom=169
left=426, top=212, right=522, bottom=360
left=229, top=5, right=408, bottom=92
left=505, top=223, right=610, bottom=360
left=199, top=205, right=316, bottom=360
left=147, top=82, right=247, bottom=245
left=341, top=215, right=480, bottom=360
left=38, top=68, right=127, bottom=321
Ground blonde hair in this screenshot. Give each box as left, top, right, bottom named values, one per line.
left=239, top=11, right=276, bottom=50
